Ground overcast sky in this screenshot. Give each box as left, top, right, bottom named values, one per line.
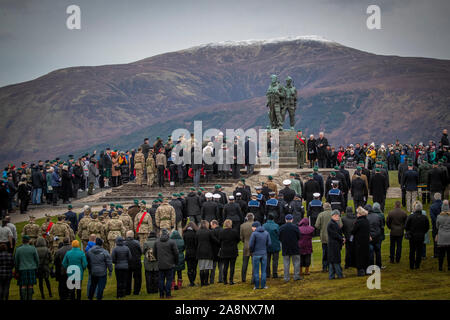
left=1, top=0, right=449, bottom=87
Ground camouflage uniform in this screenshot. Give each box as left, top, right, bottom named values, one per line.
left=87, top=214, right=105, bottom=241
left=155, top=202, right=176, bottom=234
left=41, top=217, right=54, bottom=247
left=77, top=215, right=92, bottom=250
left=146, top=156, right=156, bottom=186
left=63, top=219, right=75, bottom=242
left=98, top=215, right=110, bottom=252
left=106, top=214, right=125, bottom=253
left=22, top=219, right=41, bottom=246
left=134, top=151, right=145, bottom=186
left=119, top=210, right=134, bottom=233
left=49, top=220, right=70, bottom=254
left=294, top=134, right=307, bottom=168
left=134, top=210, right=153, bottom=249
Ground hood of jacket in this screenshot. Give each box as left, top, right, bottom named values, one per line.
left=298, top=217, right=310, bottom=227
left=35, top=237, right=47, bottom=248
left=115, top=236, right=124, bottom=246
left=170, top=230, right=182, bottom=240
left=256, top=226, right=265, bottom=233
left=89, top=245, right=105, bottom=255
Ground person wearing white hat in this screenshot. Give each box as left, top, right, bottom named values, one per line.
left=223, top=196, right=243, bottom=232
left=279, top=179, right=295, bottom=204
left=201, top=193, right=220, bottom=223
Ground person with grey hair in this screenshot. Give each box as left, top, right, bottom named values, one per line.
left=315, top=202, right=342, bottom=272
left=124, top=230, right=142, bottom=296
left=316, top=132, right=328, bottom=169
left=327, top=210, right=344, bottom=279
left=436, top=200, right=450, bottom=271
left=430, top=193, right=443, bottom=258
left=405, top=201, right=430, bottom=269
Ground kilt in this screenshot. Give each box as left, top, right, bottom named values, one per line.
left=104, top=168, right=112, bottom=178
left=18, top=269, right=37, bottom=286
left=198, top=259, right=213, bottom=270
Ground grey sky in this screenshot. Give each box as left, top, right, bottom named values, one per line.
left=1, top=0, right=449, bottom=87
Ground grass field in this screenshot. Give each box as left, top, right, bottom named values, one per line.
left=8, top=197, right=450, bottom=300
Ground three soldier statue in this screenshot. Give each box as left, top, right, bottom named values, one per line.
left=266, top=74, right=298, bottom=130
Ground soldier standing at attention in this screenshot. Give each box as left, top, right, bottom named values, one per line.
left=41, top=214, right=54, bottom=247
left=87, top=212, right=104, bottom=241
left=22, top=215, right=41, bottom=246
left=119, top=207, right=134, bottom=234
left=156, top=149, right=167, bottom=188
left=49, top=215, right=70, bottom=254
left=266, top=176, right=278, bottom=196
left=146, top=150, right=156, bottom=187
left=155, top=196, right=176, bottom=235
left=134, top=148, right=145, bottom=187
left=77, top=212, right=92, bottom=250
left=295, top=130, right=307, bottom=169
left=135, top=205, right=153, bottom=249
left=106, top=211, right=126, bottom=253
left=127, top=199, right=141, bottom=223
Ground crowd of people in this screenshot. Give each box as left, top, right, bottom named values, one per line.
left=0, top=129, right=449, bottom=300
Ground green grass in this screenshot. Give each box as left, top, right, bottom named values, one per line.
left=9, top=197, right=450, bottom=300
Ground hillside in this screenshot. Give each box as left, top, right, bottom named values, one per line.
left=1, top=35, right=449, bottom=165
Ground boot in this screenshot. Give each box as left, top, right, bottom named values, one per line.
left=20, top=288, right=27, bottom=300
left=300, top=267, right=304, bottom=277
left=305, top=267, right=310, bottom=275
left=177, top=279, right=182, bottom=289
left=27, top=288, right=34, bottom=300
left=171, top=280, right=176, bottom=291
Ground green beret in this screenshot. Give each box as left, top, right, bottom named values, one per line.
left=199, top=187, right=205, bottom=191
left=359, top=161, right=364, bottom=164
left=375, top=168, right=381, bottom=172
left=109, top=203, right=115, bottom=207
left=308, top=173, right=313, bottom=177
left=158, top=192, right=163, bottom=197
left=356, top=166, right=362, bottom=170
left=334, top=166, right=339, bottom=170
left=240, top=178, right=245, bottom=182
left=331, top=171, right=336, bottom=176
left=180, top=192, right=184, bottom=196
left=133, top=199, right=139, bottom=205
left=190, top=187, right=196, bottom=191
left=22, top=235, right=30, bottom=241
left=141, top=200, right=147, bottom=205
left=313, top=167, right=318, bottom=172
left=152, top=200, right=158, bottom=203
left=268, top=176, right=273, bottom=180
left=290, top=173, right=295, bottom=177
left=172, top=193, right=178, bottom=197
left=116, top=204, right=123, bottom=209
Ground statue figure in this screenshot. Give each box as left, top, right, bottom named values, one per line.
left=281, top=76, right=297, bottom=130
left=266, top=75, right=284, bottom=130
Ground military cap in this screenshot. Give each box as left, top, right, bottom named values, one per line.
left=255, top=186, right=262, bottom=190
left=91, top=212, right=98, bottom=218
left=158, top=192, right=163, bottom=197
left=190, top=187, right=196, bottom=191
left=251, top=193, right=258, bottom=197
left=283, top=179, right=291, bottom=186
left=133, top=199, right=139, bottom=205
left=228, top=195, right=234, bottom=200
left=289, top=173, right=295, bottom=177
left=172, top=193, right=178, bottom=197
left=285, top=214, right=293, bottom=220
left=141, top=200, right=147, bottom=205
left=240, top=178, right=246, bottom=182
left=22, top=235, right=30, bottom=241
left=313, top=192, right=320, bottom=198
left=358, top=161, right=364, bottom=164
left=356, top=166, right=362, bottom=170
left=213, top=194, right=221, bottom=199
left=109, top=203, right=115, bottom=207
left=67, top=204, right=73, bottom=209
left=199, top=187, right=205, bottom=191
left=334, top=166, right=339, bottom=170
left=268, top=175, right=273, bottom=180
left=313, top=167, right=319, bottom=172
left=152, top=200, right=158, bottom=203
left=308, top=173, right=313, bottom=177
left=331, top=171, right=336, bottom=176
left=375, top=168, right=381, bottom=172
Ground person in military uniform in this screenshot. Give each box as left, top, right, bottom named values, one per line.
left=106, top=211, right=126, bottom=253
left=87, top=212, right=104, bottom=241
left=127, top=199, right=141, bottom=223
left=134, top=205, right=153, bottom=249
left=146, top=150, right=156, bottom=187
left=77, top=211, right=92, bottom=250
left=98, top=215, right=110, bottom=252
left=22, top=215, right=41, bottom=246
left=266, top=176, right=278, bottom=196
left=155, top=197, right=176, bottom=235
left=266, top=74, right=285, bottom=129
left=49, top=215, right=70, bottom=254
left=119, top=206, right=134, bottom=233
left=63, top=216, right=75, bottom=242
left=282, top=76, right=297, bottom=130
left=41, top=214, right=54, bottom=247
left=294, top=130, right=307, bottom=168
left=134, top=148, right=145, bottom=186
